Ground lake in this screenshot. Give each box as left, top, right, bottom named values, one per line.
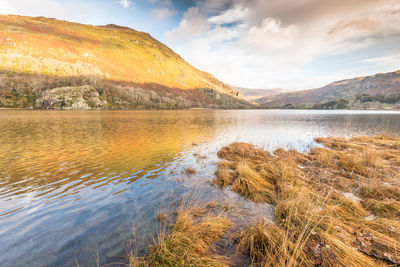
left=0, top=109, right=399, bottom=266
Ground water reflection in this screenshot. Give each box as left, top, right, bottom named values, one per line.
left=0, top=111, right=219, bottom=199
left=0, top=110, right=399, bottom=266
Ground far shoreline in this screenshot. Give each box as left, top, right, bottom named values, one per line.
left=0, top=107, right=399, bottom=112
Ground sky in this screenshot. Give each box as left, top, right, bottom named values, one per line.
left=1, top=0, right=400, bottom=90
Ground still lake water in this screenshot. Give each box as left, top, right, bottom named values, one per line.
left=0, top=109, right=399, bottom=266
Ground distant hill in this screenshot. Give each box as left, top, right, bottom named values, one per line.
left=0, top=15, right=250, bottom=109
left=257, top=70, right=400, bottom=109
left=233, top=87, right=286, bottom=101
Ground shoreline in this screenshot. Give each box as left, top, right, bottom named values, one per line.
left=0, top=107, right=399, bottom=111
left=130, top=134, right=400, bottom=266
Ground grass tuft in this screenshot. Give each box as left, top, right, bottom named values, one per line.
left=185, top=167, right=197, bottom=175
left=129, top=201, right=231, bottom=267
left=214, top=134, right=400, bottom=266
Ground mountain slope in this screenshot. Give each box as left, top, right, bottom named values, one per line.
left=0, top=15, right=249, bottom=109
left=233, top=87, right=286, bottom=101
left=257, top=71, right=400, bottom=109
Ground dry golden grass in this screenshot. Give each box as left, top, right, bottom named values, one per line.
left=217, top=143, right=270, bottom=163
left=156, top=212, right=168, bottom=222
left=214, top=134, right=400, bottom=266
left=129, top=201, right=231, bottom=267
left=362, top=147, right=381, bottom=167
left=214, top=160, right=276, bottom=204
left=362, top=199, right=400, bottom=219
left=231, top=161, right=276, bottom=203
left=237, top=220, right=310, bottom=266
left=214, top=169, right=234, bottom=187
left=338, top=152, right=361, bottom=171
left=360, top=184, right=400, bottom=201
left=130, top=135, right=400, bottom=266
left=309, top=148, right=336, bottom=167
left=185, top=167, right=197, bottom=175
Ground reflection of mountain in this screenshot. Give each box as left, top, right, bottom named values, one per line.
left=0, top=111, right=219, bottom=203
left=0, top=15, right=250, bottom=109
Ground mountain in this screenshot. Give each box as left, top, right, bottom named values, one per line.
left=0, top=15, right=250, bottom=109
left=257, top=70, right=400, bottom=109
left=233, top=87, right=287, bottom=101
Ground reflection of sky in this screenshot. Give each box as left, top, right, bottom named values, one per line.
left=0, top=110, right=400, bottom=266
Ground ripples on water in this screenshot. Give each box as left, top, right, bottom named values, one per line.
left=0, top=110, right=399, bottom=266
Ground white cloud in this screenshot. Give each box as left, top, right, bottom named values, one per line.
left=119, top=0, right=132, bottom=8
left=148, top=0, right=172, bottom=5
left=152, top=7, right=176, bottom=20
left=0, top=0, right=72, bottom=18
left=207, top=5, right=249, bottom=25
left=165, top=7, right=208, bottom=42
left=0, top=0, right=15, bottom=14
left=149, top=0, right=176, bottom=21
left=362, top=54, right=400, bottom=69
left=166, top=0, right=400, bottom=90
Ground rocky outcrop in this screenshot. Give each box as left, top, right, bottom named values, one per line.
left=202, top=88, right=222, bottom=100
left=35, top=85, right=106, bottom=109
left=0, top=72, right=253, bottom=109
left=201, top=87, right=253, bottom=108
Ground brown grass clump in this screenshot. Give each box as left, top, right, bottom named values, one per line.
left=362, top=199, right=400, bottom=219
left=214, top=134, right=400, bottom=266
left=214, top=169, right=234, bottom=187
left=315, top=137, right=353, bottom=150
left=214, top=156, right=277, bottom=204
left=217, top=143, right=270, bottom=163
left=157, top=212, right=168, bottom=222
left=360, top=184, right=400, bottom=201
left=213, top=161, right=237, bottom=187
left=185, top=167, right=197, bottom=175
left=274, top=148, right=310, bottom=164
left=231, top=162, right=276, bottom=203
left=309, top=148, right=336, bottom=167
left=337, top=152, right=369, bottom=176
left=262, top=158, right=298, bottom=187
left=214, top=144, right=303, bottom=204
left=237, top=220, right=310, bottom=266
left=130, top=202, right=231, bottom=267
left=362, top=148, right=381, bottom=167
